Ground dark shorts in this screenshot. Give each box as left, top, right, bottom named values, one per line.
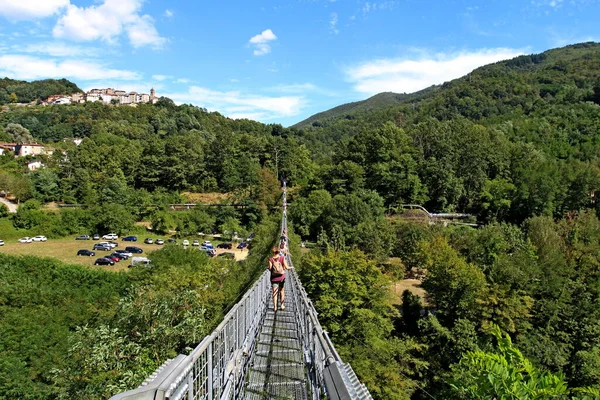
left=271, top=279, right=285, bottom=289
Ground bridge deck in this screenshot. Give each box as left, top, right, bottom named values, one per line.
left=243, top=282, right=309, bottom=400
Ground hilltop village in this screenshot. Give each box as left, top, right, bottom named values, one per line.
left=44, top=87, right=159, bottom=106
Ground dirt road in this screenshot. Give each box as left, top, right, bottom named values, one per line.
left=0, top=197, right=17, bottom=213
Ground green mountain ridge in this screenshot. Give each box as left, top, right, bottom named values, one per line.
left=292, top=88, right=437, bottom=128
left=293, top=41, right=600, bottom=129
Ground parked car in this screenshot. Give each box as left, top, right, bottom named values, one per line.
left=115, top=250, right=133, bottom=257
left=199, top=248, right=217, bottom=257
left=110, top=252, right=127, bottom=260
left=144, top=238, right=154, bottom=244
left=18, top=237, right=33, bottom=243
left=122, top=236, right=137, bottom=242
left=247, top=233, right=256, bottom=240
left=217, top=242, right=232, bottom=249
left=32, top=235, right=47, bottom=242
left=92, top=234, right=100, bottom=240
left=98, top=241, right=117, bottom=249
left=107, top=241, right=119, bottom=247
left=93, top=244, right=111, bottom=251
left=77, top=249, right=95, bottom=257
left=94, top=257, right=115, bottom=266
left=202, top=241, right=213, bottom=247
left=76, top=235, right=90, bottom=240
left=0, top=239, right=4, bottom=246
left=218, top=252, right=235, bottom=259
left=102, top=233, right=118, bottom=240
left=237, top=242, right=248, bottom=249
left=167, top=238, right=176, bottom=244
left=105, top=254, right=120, bottom=262
left=155, top=239, right=165, bottom=245
left=182, top=240, right=190, bottom=246
left=192, top=240, right=200, bottom=246
left=125, top=246, right=143, bottom=254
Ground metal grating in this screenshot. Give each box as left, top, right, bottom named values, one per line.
left=243, top=282, right=309, bottom=400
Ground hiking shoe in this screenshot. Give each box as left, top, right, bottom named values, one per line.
left=280, top=304, right=285, bottom=310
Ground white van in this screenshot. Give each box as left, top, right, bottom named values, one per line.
left=130, top=257, right=151, bottom=267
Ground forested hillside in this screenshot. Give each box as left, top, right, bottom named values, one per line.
left=0, top=78, right=81, bottom=105
left=3, top=42, right=600, bottom=399
left=285, top=42, right=600, bottom=399
left=291, top=42, right=600, bottom=224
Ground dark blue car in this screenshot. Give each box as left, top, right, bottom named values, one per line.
left=122, top=236, right=137, bottom=242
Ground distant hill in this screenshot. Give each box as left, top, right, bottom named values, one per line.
left=293, top=42, right=600, bottom=130
left=293, top=89, right=436, bottom=128
left=0, top=77, right=82, bottom=105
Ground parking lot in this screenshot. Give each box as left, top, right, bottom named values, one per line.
left=0, top=237, right=249, bottom=271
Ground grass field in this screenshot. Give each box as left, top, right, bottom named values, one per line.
left=181, top=192, right=231, bottom=204
left=390, top=279, right=428, bottom=306
left=0, top=236, right=249, bottom=271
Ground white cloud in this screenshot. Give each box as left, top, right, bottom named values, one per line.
left=362, top=1, right=396, bottom=15
left=0, top=0, right=69, bottom=20
left=267, top=82, right=338, bottom=96
left=0, top=54, right=141, bottom=81
left=329, top=13, right=339, bottom=34
left=152, top=74, right=172, bottom=81
left=249, top=29, right=277, bottom=56
left=533, top=0, right=565, bottom=7
left=175, top=78, right=190, bottom=84
left=17, top=42, right=101, bottom=57
left=53, top=0, right=166, bottom=49
left=164, top=9, right=174, bottom=18
left=345, top=48, right=526, bottom=95
left=164, top=86, right=304, bottom=121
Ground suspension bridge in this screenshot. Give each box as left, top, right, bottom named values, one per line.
left=110, top=183, right=373, bottom=400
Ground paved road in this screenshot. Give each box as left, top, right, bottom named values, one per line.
left=0, top=197, right=17, bottom=213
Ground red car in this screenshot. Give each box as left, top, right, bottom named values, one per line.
left=106, top=254, right=121, bottom=262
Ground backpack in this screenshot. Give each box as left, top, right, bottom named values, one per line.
left=270, top=256, right=285, bottom=275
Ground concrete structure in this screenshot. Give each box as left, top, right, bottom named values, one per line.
left=63, top=137, right=84, bottom=146
left=16, top=143, right=46, bottom=157
left=26, top=160, right=44, bottom=171
left=0, top=143, right=17, bottom=155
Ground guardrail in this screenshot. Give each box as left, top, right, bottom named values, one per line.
left=109, top=270, right=271, bottom=400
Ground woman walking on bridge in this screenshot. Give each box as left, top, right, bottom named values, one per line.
left=269, top=246, right=291, bottom=311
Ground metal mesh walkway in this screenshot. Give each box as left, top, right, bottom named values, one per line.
left=243, top=282, right=308, bottom=400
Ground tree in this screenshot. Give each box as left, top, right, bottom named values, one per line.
left=288, top=189, right=332, bottom=237
left=0, top=203, right=9, bottom=218
left=300, top=250, right=426, bottom=399
left=449, top=324, right=584, bottom=400
left=418, top=236, right=487, bottom=325
left=9, top=92, right=18, bottom=103
left=31, top=169, right=60, bottom=203
left=8, top=174, right=33, bottom=204
left=150, top=210, right=173, bottom=234
left=5, top=123, right=34, bottom=144
left=93, top=204, right=135, bottom=235
left=220, top=216, right=243, bottom=240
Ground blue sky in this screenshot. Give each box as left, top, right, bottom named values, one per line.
left=0, top=0, right=599, bottom=126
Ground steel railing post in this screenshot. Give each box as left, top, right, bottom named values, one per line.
left=207, top=342, right=213, bottom=400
